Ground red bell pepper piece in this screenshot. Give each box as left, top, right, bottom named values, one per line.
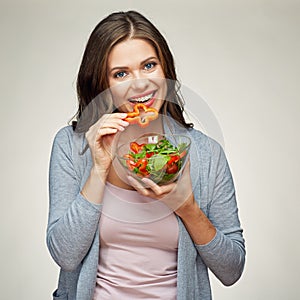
left=146, top=152, right=154, bottom=158
left=125, top=103, right=158, bottom=128
left=130, top=142, right=145, bottom=153
left=167, top=155, right=180, bottom=165
left=126, top=159, right=137, bottom=171
left=179, top=150, right=187, bottom=158
left=136, top=158, right=149, bottom=176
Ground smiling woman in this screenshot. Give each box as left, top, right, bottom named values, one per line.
left=74, top=11, right=191, bottom=134
left=46, top=10, right=245, bottom=300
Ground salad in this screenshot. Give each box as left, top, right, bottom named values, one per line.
left=122, top=137, right=188, bottom=184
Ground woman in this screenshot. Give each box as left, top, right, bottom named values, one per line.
left=47, top=10, right=245, bottom=300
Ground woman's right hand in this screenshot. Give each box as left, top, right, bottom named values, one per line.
left=85, top=112, right=129, bottom=178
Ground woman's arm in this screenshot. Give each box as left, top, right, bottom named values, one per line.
left=47, top=113, right=129, bottom=271
left=178, top=140, right=245, bottom=286
left=47, top=114, right=129, bottom=271
left=46, top=127, right=102, bottom=271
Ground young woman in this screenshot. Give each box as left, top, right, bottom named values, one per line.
left=47, top=10, right=245, bottom=300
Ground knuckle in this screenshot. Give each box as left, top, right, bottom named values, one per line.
left=155, top=189, right=163, bottom=196
left=101, top=114, right=110, bottom=121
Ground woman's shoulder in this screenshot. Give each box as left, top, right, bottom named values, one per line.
left=53, top=125, right=74, bottom=141
left=188, top=127, right=224, bottom=158
left=51, top=125, right=87, bottom=155
left=49, top=125, right=74, bottom=157
left=53, top=125, right=85, bottom=143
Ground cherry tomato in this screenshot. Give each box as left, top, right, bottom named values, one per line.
left=166, top=163, right=178, bottom=174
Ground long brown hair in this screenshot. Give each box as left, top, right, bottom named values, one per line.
left=73, top=10, right=193, bottom=132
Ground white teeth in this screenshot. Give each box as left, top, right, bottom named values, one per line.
left=130, top=92, right=154, bottom=103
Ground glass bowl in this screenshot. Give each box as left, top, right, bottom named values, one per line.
left=116, top=133, right=191, bottom=185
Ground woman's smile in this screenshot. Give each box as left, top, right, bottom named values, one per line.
left=128, top=90, right=156, bottom=107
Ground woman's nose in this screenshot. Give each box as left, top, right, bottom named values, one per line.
left=131, top=73, right=149, bottom=91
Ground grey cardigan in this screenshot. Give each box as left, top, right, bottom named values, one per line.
left=47, top=122, right=245, bottom=300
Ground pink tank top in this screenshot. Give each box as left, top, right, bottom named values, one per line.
left=93, top=182, right=179, bottom=300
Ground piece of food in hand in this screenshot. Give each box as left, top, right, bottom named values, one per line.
left=125, top=103, right=158, bottom=127
left=122, top=137, right=188, bottom=184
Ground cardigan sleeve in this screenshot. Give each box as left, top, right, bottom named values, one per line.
left=46, top=127, right=102, bottom=271
left=195, top=138, right=246, bottom=286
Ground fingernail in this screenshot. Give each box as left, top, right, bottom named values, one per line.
left=121, top=120, right=129, bottom=126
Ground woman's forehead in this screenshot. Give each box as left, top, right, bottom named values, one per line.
left=108, top=39, right=158, bottom=68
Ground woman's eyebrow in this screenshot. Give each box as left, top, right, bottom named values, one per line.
left=109, top=56, right=159, bottom=74
left=109, top=66, right=129, bottom=73
left=140, top=56, right=158, bottom=65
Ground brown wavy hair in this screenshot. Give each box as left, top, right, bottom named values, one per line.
left=73, top=10, right=193, bottom=132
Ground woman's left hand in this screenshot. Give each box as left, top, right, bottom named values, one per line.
left=127, top=160, right=195, bottom=216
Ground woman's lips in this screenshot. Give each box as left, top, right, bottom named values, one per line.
left=128, top=91, right=156, bottom=107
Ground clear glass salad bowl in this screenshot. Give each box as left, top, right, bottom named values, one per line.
left=115, top=133, right=191, bottom=185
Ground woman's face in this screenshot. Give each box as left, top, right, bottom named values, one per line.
left=107, top=38, right=167, bottom=113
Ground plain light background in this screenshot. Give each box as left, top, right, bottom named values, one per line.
left=1, top=0, right=299, bottom=299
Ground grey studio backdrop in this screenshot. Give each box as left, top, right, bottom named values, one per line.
left=0, top=0, right=299, bottom=299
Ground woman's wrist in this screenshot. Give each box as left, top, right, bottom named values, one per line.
left=80, top=166, right=108, bottom=204
left=91, top=165, right=110, bottom=181
left=176, top=198, right=216, bottom=245
left=174, top=194, right=196, bottom=219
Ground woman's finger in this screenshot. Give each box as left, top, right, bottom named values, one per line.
left=97, top=118, right=129, bottom=133
left=97, top=127, right=118, bottom=136
left=89, top=113, right=128, bottom=134
left=141, top=178, right=176, bottom=196
left=127, top=176, right=150, bottom=196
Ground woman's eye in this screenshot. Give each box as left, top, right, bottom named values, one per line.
left=114, top=71, right=127, bottom=78
left=144, top=62, right=157, bottom=70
